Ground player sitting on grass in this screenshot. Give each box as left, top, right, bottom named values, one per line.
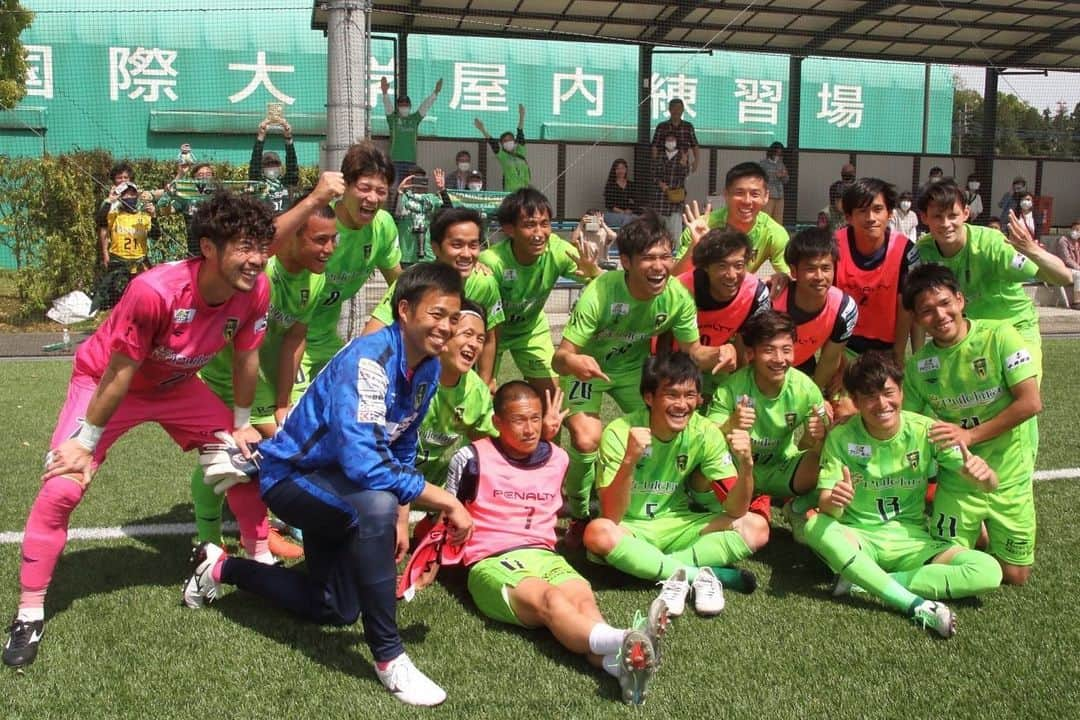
left=770, top=227, right=858, bottom=400
left=365, top=207, right=505, bottom=385
left=583, top=352, right=765, bottom=618
left=181, top=263, right=475, bottom=707
left=902, top=263, right=1042, bottom=586
left=554, top=212, right=720, bottom=545
left=479, top=187, right=602, bottom=398
left=805, top=351, right=1002, bottom=638
left=190, top=194, right=337, bottom=561
left=401, top=381, right=667, bottom=705
left=3, top=191, right=273, bottom=670
left=705, top=310, right=828, bottom=538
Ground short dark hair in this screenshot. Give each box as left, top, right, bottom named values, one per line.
left=191, top=162, right=214, bottom=178
left=190, top=190, right=276, bottom=254
left=843, top=350, right=904, bottom=397
left=740, top=309, right=796, bottom=348
left=724, top=162, right=768, bottom=190
left=901, top=262, right=962, bottom=312
left=929, top=166, right=943, bottom=176
left=640, top=351, right=701, bottom=397
left=456, top=149, right=471, bottom=160
left=458, top=298, right=488, bottom=328
left=493, top=380, right=541, bottom=417
left=109, top=161, right=134, bottom=183
left=499, top=131, right=515, bottom=143
left=692, top=229, right=750, bottom=269
left=291, top=191, right=336, bottom=221
left=496, top=187, right=552, bottom=227
left=430, top=207, right=484, bottom=246
left=390, top=262, right=463, bottom=322
left=668, top=98, right=684, bottom=109
left=842, top=177, right=897, bottom=215
left=769, top=141, right=784, bottom=151
left=916, top=178, right=965, bottom=214
left=616, top=210, right=672, bottom=258
left=341, top=141, right=395, bottom=186
left=785, top=227, right=838, bottom=268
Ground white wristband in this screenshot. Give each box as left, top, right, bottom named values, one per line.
left=233, top=406, right=252, bottom=429
left=75, top=421, right=105, bottom=452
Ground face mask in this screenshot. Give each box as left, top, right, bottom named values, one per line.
left=664, top=141, right=677, bottom=152
left=899, top=200, right=912, bottom=212
left=841, top=174, right=855, bottom=183
left=968, top=181, right=980, bottom=191
left=120, top=198, right=139, bottom=212
left=457, top=162, right=470, bottom=173
left=930, top=175, right=942, bottom=183
left=1013, top=184, right=1025, bottom=193
left=467, top=183, right=482, bottom=191
left=1070, top=229, right=1080, bottom=240
left=1020, top=199, right=1034, bottom=210
left=502, top=141, right=516, bottom=153
left=397, top=106, right=411, bottom=117
left=195, top=179, right=213, bottom=194
left=264, top=166, right=281, bottom=180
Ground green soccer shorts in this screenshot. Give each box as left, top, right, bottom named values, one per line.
left=751, top=450, right=806, bottom=498
left=620, top=510, right=714, bottom=553
left=560, top=369, right=647, bottom=416
left=467, top=547, right=584, bottom=627
left=495, top=326, right=559, bottom=380
left=930, top=481, right=1036, bottom=566
left=844, top=521, right=957, bottom=572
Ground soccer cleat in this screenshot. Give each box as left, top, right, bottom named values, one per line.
left=691, top=566, right=725, bottom=616
left=912, top=600, right=957, bottom=638
left=3, top=617, right=44, bottom=668
left=376, top=653, right=448, bottom=706
left=267, top=526, right=304, bottom=561
left=657, top=568, right=690, bottom=617
left=616, top=630, right=657, bottom=705
left=561, top=518, right=589, bottom=551
left=632, top=597, right=669, bottom=667
left=832, top=575, right=853, bottom=597
left=181, top=542, right=225, bottom=609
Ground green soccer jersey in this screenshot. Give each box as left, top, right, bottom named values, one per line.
left=305, top=209, right=402, bottom=365
left=706, top=365, right=824, bottom=466
left=495, top=147, right=531, bottom=192
left=200, top=255, right=325, bottom=400
left=478, top=234, right=580, bottom=347
left=387, top=112, right=423, bottom=163
left=678, top=207, right=789, bottom=274
left=818, top=410, right=966, bottom=529
left=370, top=267, right=505, bottom=330
left=598, top=410, right=736, bottom=521
left=903, top=318, right=1038, bottom=490
left=416, top=369, right=497, bottom=485
left=916, top=224, right=1040, bottom=340
left=561, top=272, right=699, bottom=376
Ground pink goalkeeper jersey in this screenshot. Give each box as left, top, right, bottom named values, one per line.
left=74, top=258, right=269, bottom=393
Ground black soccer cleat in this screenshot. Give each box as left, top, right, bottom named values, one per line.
left=3, top=617, right=44, bottom=668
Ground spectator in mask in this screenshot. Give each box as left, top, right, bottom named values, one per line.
left=250, top=118, right=299, bottom=214
left=1054, top=219, right=1080, bottom=308
left=380, top=75, right=444, bottom=190
left=1015, top=191, right=1042, bottom=242
left=475, top=104, right=531, bottom=192
left=450, top=150, right=473, bottom=190
left=760, top=142, right=789, bottom=223
left=889, top=191, right=919, bottom=241
left=963, top=173, right=984, bottom=221
left=466, top=171, right=485, bottom=191
left=998, top=176, right=1027, bottom=221
left=91, top=182, right=158, bottom=313
left=158, top=162, right=217, bottom=257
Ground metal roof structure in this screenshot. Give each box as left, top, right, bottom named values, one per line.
left=313, top=1, right=1080, bottom=71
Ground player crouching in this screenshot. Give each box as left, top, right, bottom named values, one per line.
left=401, top=381, right=668, bottom=705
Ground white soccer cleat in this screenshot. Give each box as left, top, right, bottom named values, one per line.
left=832, top=575, right=853, bottom=597
left=912, top=600, right=957, bottom=638
left=376, top=653, right=448, bottom=707
left=691, top=566, right=725, bottom=616
left=615, top=630, right=657, bottom=705
left=181, top=542, right=224, bottom=609
left=657, top=568, right=691, bottom=618
left=633, top=597, right=670, bottom=667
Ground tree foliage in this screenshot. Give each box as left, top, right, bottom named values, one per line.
left=0, top=1, right=34, bottom=110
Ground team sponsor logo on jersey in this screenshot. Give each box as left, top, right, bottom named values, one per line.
left=847, top=443, right=872, bottom=459
left=917, top=356, right=940, bottom=373
left=300, top=288, right=310, bottom=305
left=654, top=313, right=668, bottom=329
left=784, top=412, right=798, bottom=428
left=906, top=450, right=921, bottom=469
left=610, top=302, right=630, bottom=318
left=676, top=453, right=688, bottom=471
left=363, top=243, right=373, bottom=259
left=972, top=357, right=988, bottom=379
left=492, top=489, right=558, bottom=502
left=503, top=268, right=517, bottom=282
left=223, top=318, right=239, bottom=341
left=490, top=299, right=504, bottom=317
left=454, top=406, right=466, bottom=424
left=1010, top=252, right=1027, bottom=270
left=253, top=315, right=268, bottom=334
left=173, top=308, right=196, bottom=324
left=1005, top=349, right=1032, bottom=371
left=850, top=472, right=864, bottom=486
left=421, top=428, right=459, bottom=447
left=414, top=383, right=429, bottom=410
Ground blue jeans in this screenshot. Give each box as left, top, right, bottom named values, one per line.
left=221, top=468, right=403, bottom=662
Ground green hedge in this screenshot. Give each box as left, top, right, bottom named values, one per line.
left=0, top=152, right=319, bottom=315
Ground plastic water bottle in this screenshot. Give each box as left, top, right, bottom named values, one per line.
left=62, top=327, right=71, bottom=350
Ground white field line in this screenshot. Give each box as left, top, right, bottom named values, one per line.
left=0, top=470, right=1077, bottom=545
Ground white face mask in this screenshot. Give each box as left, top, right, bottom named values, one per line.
left=263, top=166, right=281, bottom=180
left=457, top=162, right=470, bottom=172
left=502, top=140, right=516, bottom=153
left=968, top=181, right=980, bottom=191
left=397, top=106, right=411, bottom=118
left=1020, top=199, right=1034, bottom=211
left=899, top=200, right=912, bottom=212
left=664, top=141, right=678, bottom=152
left=467, top=183, right=483, bottom=191
left=1070, top=229, right=1080, bottom=240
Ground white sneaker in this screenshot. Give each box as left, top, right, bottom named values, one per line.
left=376, top=653, right=448, bottom=706
left=657, top=568, right=691, bottom=617
left=912, top=600, right=956, bottom=638
left=691, top=566, right=725, bottom=616
left=181, top=542, right=224, bottom=609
